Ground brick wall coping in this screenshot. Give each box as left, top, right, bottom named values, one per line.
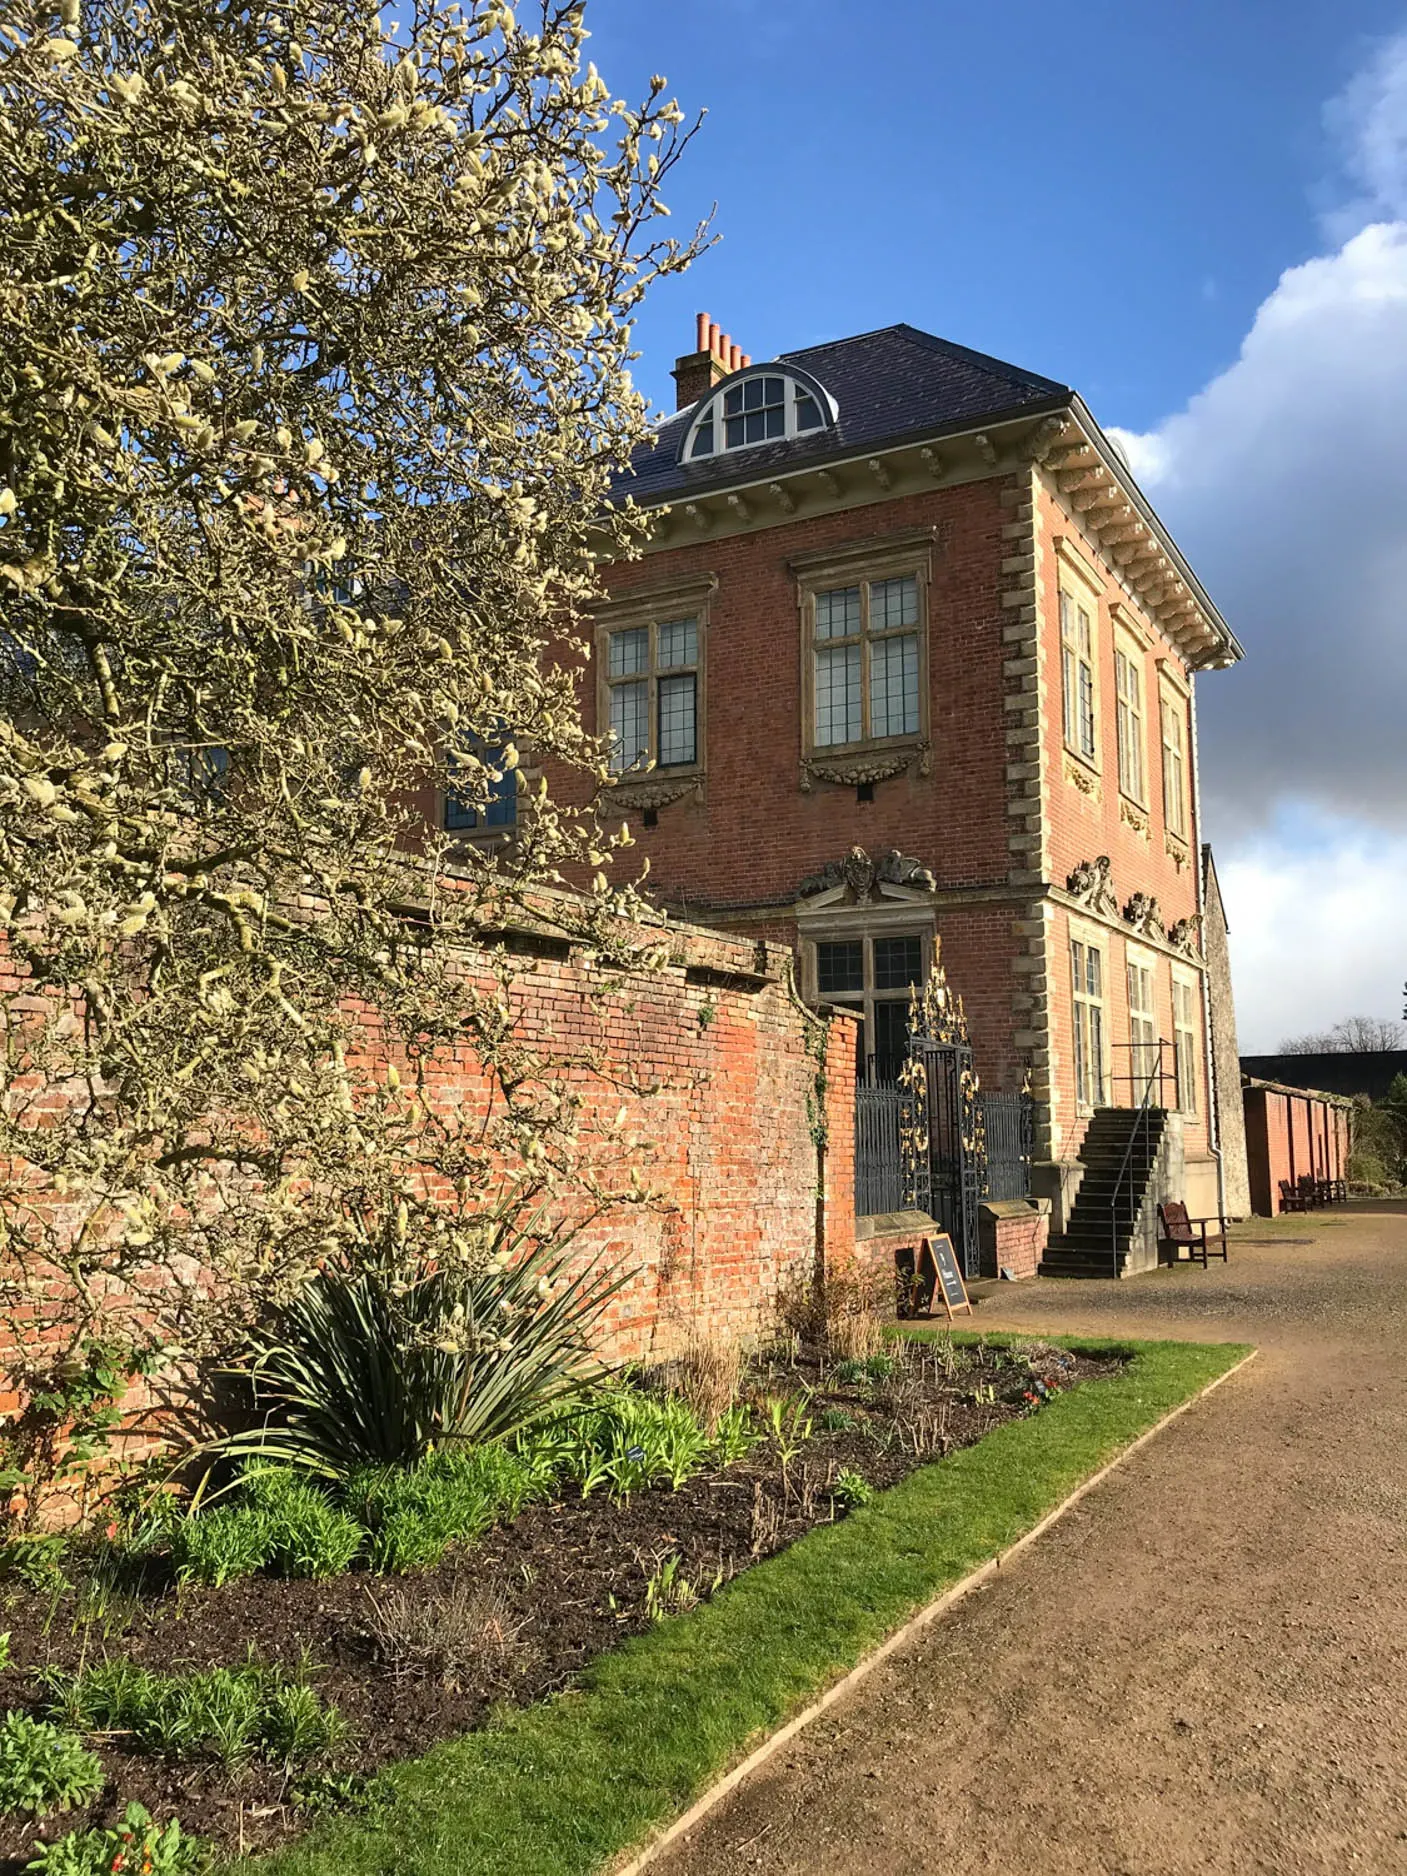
left=855, top=1209, right=939, bottom=1241
left=980, top=1197, right=1051, bottom=1221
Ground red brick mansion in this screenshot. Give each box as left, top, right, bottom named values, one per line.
left=452, top=315, right=1248, bottom=1256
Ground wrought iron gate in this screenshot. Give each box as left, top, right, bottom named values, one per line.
left=900, top=966, right=985, bottom=1278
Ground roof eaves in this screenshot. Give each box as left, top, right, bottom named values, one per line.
left=1068, top=395, right=1244, bottom=667
left=613, top=391, right=1075, bottom=509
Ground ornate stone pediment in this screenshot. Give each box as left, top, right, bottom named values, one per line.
left=1167, top=914, right=1202, bottom=958
left=1065, top=855, right=1120, bottom=920
left=1122, top=892, right=1165, bottom=942
left=797, top=845, right=937, bottom=905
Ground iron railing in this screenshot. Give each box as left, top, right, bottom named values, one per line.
left=854, top=1079, right=907, bottom=1216
left=1108, top=1039, right=1172, bottom=1276
left=854, top=1076, right=1035, bottom=1226
left=982, top=1091, right=1035, bottom=1200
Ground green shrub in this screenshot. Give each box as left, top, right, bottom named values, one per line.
left=348, top=1444, right=541, bottom=1574
left=165, top=1501, right=272, bottom=1588
left=23, top=1801, right=209, bottom=1874
left=527, top=1387, right=713, bottom=1498
left=0, top=1711, right=104, bottom=1817
left=831, top=1468, right=874, bottom=1510
left=40, top=1660, right=345, bottom=1768
left=0, top=1533, right=70, bottom=1594
left=241, top=1467, right=364, bottom=1578
left=217, top=1230, right=623, bottom=1479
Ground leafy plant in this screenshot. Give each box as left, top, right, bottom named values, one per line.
left=40, top=1660, right=345, bottom=1769
left=0, top=1711, right=104, bottom=1817
left=164, top=1502, right=272, bottom=1590
left=819, top=1407, right=858, bottom=1434
left=219, top=1234, right=623, bottom=1480
left=0, top=1340, right=158, bottom=1533
left=348, top=1445, right=540, bottom=1575
left=706, top=1403, right=761, bottom=1466
left=0, top=1534, right=69, bottom=1595
left=289, top=1770, right=396, bottom=1826
left=761, top=1396, right=815, bottom=1468
left=23, top=1802, right=208, bottom=1875
left=832, top=1353, right=898, bottom=1388
left=830, top=1469, right=874, bottom=1511
left=240, top=1468, right=364, bottom=1579
left=529, top=1388, right=713, bottom=1500
left=642, top=1553, right=700, bottom=1622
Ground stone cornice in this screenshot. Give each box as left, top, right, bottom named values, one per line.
left=604, top=397, right=1239, bottom=678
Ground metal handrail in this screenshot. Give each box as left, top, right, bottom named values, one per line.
left=1109, top=1039, right=1172, bottom=1276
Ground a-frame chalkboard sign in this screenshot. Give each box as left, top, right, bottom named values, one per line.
left=919, top=1232, right=972, bottom=1320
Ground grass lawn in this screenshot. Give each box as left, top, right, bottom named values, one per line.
left=247, top=1332, right=1250, bottom=1876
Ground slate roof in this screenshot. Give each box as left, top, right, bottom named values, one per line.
left=612, top=323, right=1073, bottom=507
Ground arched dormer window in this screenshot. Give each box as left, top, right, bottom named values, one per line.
left=679, top=365, right=838, bottom=462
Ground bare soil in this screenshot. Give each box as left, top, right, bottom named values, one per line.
left=651, top=1202, right=1407, bottom=1876
left=0, top=1339, right=1117, bottom=1868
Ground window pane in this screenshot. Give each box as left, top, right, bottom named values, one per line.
left=657, top=672, right=697, bottom=767
left=609, top=679, right=648, bottom=773
left=764, top=404, right=785, bottom=438
left=815, top=586, right=861, bottom=640
left=869, top=632, right=919, bottom=738
left=816, top=941, right=864, bottom=996
left=743, top=377, right=763, bottom=410
left=873, top=936, right=923, bottom=990
left=763, top=377, right=784, bottom=405
left=1087, top=947, right=1102, bottom=998
left=870, top=575, right=918, bottom=631
left=724, top=386, right=744, bottom=415
left=657, top=618, right=697, bottom=669
left=744, top=409, right=766, bottom=442
left=607, top=626, right=647, bottom=678
left=445, top=738, right=516, bottom=832
left=690, top=420, right=714, bottom=458
left=871, top=1001, right=910, bottom=1082
left=795, top=392, right=822, bottom=430
left=814, top=643, right=861, bottom=746
left=725, top=414, right=745, bottom=448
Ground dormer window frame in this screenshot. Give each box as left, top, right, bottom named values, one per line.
left=679, top=364, right=839, bottom=464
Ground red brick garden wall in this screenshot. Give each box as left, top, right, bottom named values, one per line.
left=1243, top=1083, right=1351, bottom=1216
left=0, top=917, right=862, bottom=1400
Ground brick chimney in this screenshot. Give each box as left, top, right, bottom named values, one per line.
left=671, top=312, right=751, bottom=410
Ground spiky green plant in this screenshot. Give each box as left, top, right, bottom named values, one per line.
left=218, top=1228, right=623, bottom=1478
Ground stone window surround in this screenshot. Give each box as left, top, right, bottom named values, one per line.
left=1170, top=962, right=1200, bottom=1117
left=1157, top=659, right=1192, bottom=847
left=797, top=899, right=939, bottom=1077
left=590, top=574, right=716, bottom=809
left=1113, top=618, right=1150, bottom=812
left=1054, top=536, right=1103, bottom=782
left=1068, top=908, right=1109, bottom=1114
left=791, top=530, right=937, bottom=780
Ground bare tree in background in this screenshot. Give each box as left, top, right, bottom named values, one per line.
left=1278, top=1016, right=1405, bottom=1054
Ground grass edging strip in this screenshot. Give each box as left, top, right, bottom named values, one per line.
left=247, top=1336, right=1254, bottom=1876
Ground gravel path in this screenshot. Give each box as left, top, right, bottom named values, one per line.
left=652, top=1202, right=1407, bottom=1876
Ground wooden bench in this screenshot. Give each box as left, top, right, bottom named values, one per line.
left=1278, top=1179, right=1310, bottom=1213
left=1158, top=1200, right=1229, bottom=1267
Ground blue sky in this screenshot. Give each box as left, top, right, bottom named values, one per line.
left=585, top=0, right=1407, bottom=1051
left=587, top=0, right=1401, bottom=424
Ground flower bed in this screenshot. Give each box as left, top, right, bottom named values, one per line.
left=0, top=1335, right=1119, bottom=1871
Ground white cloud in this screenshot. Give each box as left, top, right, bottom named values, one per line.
left=1216, top=811, right=1407, bottom=1052
left=1107, top=31, right=1407, bottom=1045
left=1323, top=30, right=1407, bottom=234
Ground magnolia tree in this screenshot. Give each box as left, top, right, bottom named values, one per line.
left=0, top=0, right=703, bottom=1452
